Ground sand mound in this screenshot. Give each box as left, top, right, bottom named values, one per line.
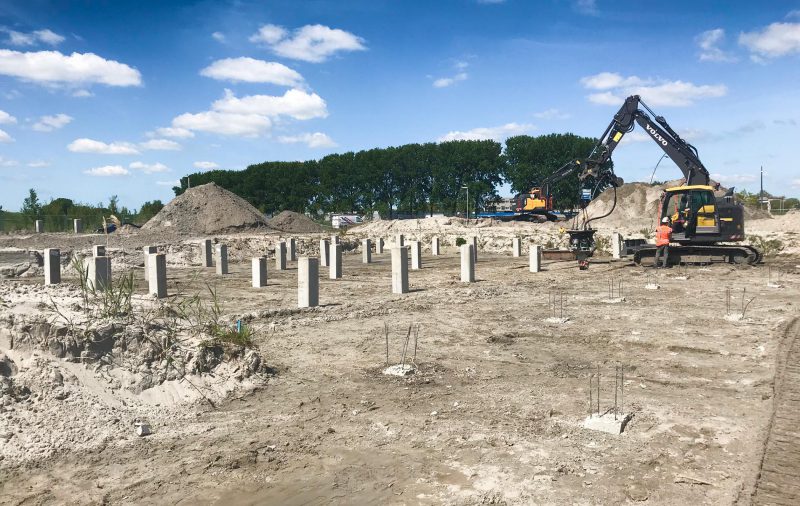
left=142, top=183, right=270, bottom=234
left=584, top=182, right=665, bottom=231
left=749, top=209, right=800, bottom=233
left=268, top=210, right=324, bottom=234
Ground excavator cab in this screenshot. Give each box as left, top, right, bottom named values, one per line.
left=659, top=186, right=719, bottom=240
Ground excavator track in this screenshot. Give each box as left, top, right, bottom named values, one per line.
left=633, top=244, right=761, bottom=266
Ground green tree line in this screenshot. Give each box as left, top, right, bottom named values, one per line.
left=175, top=134, right=608, bottom=217
left=0, top=190, right=164, bottom=232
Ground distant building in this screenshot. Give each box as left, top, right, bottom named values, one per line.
left=483, top=197, right=515, bottom=213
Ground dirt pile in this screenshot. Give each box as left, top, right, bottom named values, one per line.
left=268, top=210, right=324, bottom=234
left=749, top=209, right=800, bottom=233
left=584, top=182, right=665, bottom=231
left=142, top=183, right=270, bottom=235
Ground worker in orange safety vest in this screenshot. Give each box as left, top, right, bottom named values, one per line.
left=655, top=216, right=672, bottom=268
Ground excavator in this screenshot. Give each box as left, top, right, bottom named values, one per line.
left=548, top=95, right=761, bottom=266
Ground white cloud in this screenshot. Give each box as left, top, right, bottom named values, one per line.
left=211, top=31, right=225, bottom=43
left=156, top=180, right=180, bottom=186
left=173, top=111, right=272, bottom=137
left=2, top=28, right=64, bottom=46
left=27, top=160, right=50, bottom=168
left=152, top=126, right=194, bottom=139
left=129, top=161, right=169, bottom=173
left=200, top=57, right=304, bottom=86
left=0, top=109, right=16, bottom=124
left=68, top=138, right=139, bottom=154
left=573, top=0, right=598, bottom=15
left=72, top=89, right=93, bottom=98
left=249, top=24, right=288, bottom=44
left=792, top=178, right=800, bottom=189
left=251, top=24, right=366, bottom=63
left=710, top=173, right=757, bottom=185
left=739, top=22, right=800, bottom=59
left=433, top=72, right=468, bottom=88
left=171, top=88, right=327, bottom=137
left=433, top=60, right=469, bottom=88
left=0, top=49, right=142, bottom=87
left=139, top=138, right=181, bottom=151
left=277, top=132, right=337, bottom=148
left=212, top=88, right=327, bottom=119
left=32, top=113, right=72, bottom=132
left=581, top=72, right=727, bottom=107
left=0, top=156, right=18, bottom=167
left=0, top=129, right=13, bottom=143
left=788, top=10, right=800, bottom=20
left=696, top=29, right=737, bottom=62
left=193, top=161, right=219, bottom=170
left=438, top=122, right=535, bottom=142
left=83, top=165, right=129, bottom=176
left=580, top=72, right=649, bottom=90
left=533, top=108, right=570, bottom=120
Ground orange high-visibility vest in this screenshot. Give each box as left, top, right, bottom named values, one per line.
left=656, top=225, right=672, bottom=247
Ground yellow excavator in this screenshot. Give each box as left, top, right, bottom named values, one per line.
left=556, top=95, right=761, bottom=266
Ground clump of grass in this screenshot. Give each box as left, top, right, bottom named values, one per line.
left=594, top=235, right=610, bottom=256
left=455, top=237, right=466, bottom=247
left=71, top=256, right=133, bottom=319
left=748, top=234, right=784, bottom=257
left=209, top=323, right=253, bottom=348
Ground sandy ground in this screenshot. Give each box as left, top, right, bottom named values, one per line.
left=2, top=229, right=799, bottom=504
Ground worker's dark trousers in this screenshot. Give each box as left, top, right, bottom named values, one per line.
left=655, top=245, right=669, bottom=268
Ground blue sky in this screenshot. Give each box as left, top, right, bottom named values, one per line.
left=1, top=0, right=799, bottom=211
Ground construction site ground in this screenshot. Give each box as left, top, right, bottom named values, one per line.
left=2, top=233, right=799, bottom=505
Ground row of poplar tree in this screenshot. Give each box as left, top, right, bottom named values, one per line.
left=175, top=133, right=608, bottom=218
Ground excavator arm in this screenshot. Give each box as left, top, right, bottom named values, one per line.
left=580, top=95, right=711, bottom=186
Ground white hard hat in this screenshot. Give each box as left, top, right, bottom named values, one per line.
left=661, top=217, right=670, bottom=223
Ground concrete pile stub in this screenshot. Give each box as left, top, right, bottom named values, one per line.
left=276, top=241, right=287, bottom=271
left=471, top=236, right=478, bottom=262
left=73, top=219, right=83, bottom=234
left=35, top=220, right=43, bottom=233
left=612, top=232, right=623, bottom=260
left=320, top=239, right=330, bottom=267
left=84, top=256, right=111, bottom=291
left=288, top=238, right=297, bottom=262
left=143, top=246, right=157, bottom=279
left=44, top=248, right=61, bottom=285
left=362, top=239, right=372, bottom=264
left=460, top=244, right=475, bottom=283
left=431, top=237, right=440, bottom=256
left=147, top=253, right=167, bottom=299
left=512, top=237, right=521, bottom=257
left=391, top=246, right=409, bottom=294
left=215, top=244, right=229, bottom=275
left=92, top=245, right=106, bottom=257
left=376, top=238, right=384, bottom=254
left=410, top=241, right=422, bottom=270
left=395, top=234, right=405, bottom=248
left=252, top=257, right=267, bottom=288
left=298, top=257, right=319, bottom=308
left=529, top=244, right=542, bottom=273
left=202, top=239, right=213, bottom=267
left=330, top=243, right=342, bottom=279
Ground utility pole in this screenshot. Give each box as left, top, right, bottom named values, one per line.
left=760, top=165, right=763, bottom=210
